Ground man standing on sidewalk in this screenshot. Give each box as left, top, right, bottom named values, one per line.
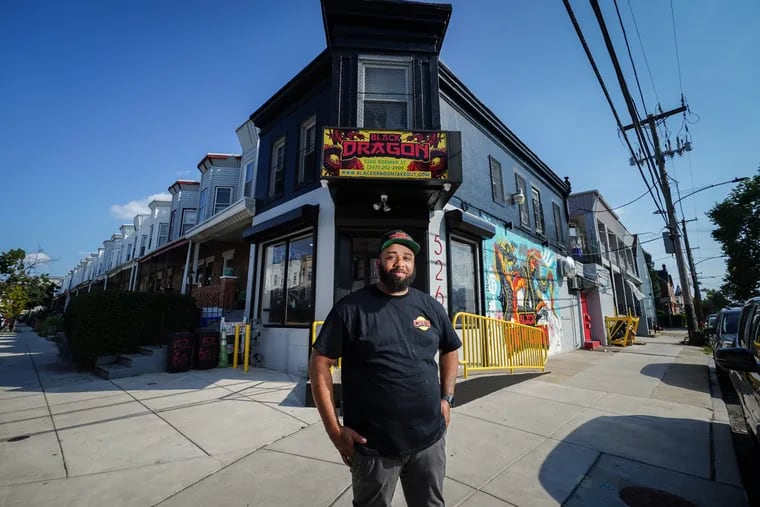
left=310, top=230, right=461, bottom=506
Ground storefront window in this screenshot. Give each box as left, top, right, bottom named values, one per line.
left=450, top=237, right=480, bottom=315
left=260, top=233, right=314, bottom=326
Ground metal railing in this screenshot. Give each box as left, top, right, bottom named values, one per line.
left=452, top=312, right=548, bottom=379
left=311, top=312, right=548, bottom=378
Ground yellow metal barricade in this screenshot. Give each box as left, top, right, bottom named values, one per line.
left=310, top=320, right=341, bottom=369
left=604, top=314, right=640, bottom=347
left=452, top=312, right=548, bottom=379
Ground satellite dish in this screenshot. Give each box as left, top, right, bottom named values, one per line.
left=562, top=256, right=577, bottom=278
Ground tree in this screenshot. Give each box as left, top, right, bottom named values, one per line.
left=707, top=169, right=760, bottom=302
left=701, top=288, right=732, bottom=315
left=0, top=248, right=56, bottom=331
left=643, top=250, right=661, bottom=301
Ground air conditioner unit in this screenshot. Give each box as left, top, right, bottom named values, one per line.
left=567, top=277, right=582, bottom=291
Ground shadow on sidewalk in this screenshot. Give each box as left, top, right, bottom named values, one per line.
left=0, top=329, right=307, bottom=420
left=455, top=372, right=546, bottom=407
left=639, top=363, right=709, bottom=392
left=538, top=414, right=744, bottom=506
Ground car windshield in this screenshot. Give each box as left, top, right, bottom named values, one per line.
left=721, top=312, right=740, bottom=334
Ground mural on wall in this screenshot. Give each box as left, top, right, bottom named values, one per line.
left=483, top=222, right=563, bottom=354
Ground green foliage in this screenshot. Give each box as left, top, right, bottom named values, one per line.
left=701, top=288, right=733, bottom=315
left=0, top=248, right=56, bottom=331
left=643, top=250, right=661, bottom=300
left=36, top=314, right=64, bottom=337
left=0, top=285, right=29, bottom=326
left=64, top=291, right=200, bottom=368
left=0, top=249, right=25, bottom=276
left=707, top=170, right=760, bottom=302
left=656, top=311, right=686, bottom=328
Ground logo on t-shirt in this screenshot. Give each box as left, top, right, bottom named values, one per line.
left=413, top=315, right=431, bottom=331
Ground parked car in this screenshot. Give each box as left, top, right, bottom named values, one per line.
left=714, top=297, right=760, bottom=440
left=710, top=307, right=742, bottom=352
left=704, top=313, right=719, bottom=339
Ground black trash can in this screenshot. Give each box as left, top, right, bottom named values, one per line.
left=195, top=328, right=220, bottom=370
left=166, top=331, right=195, bottom=373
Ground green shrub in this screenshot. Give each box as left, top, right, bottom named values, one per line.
left=64, top=291, right=200, bottom=369
left=37, top=314, right=63, bottom=337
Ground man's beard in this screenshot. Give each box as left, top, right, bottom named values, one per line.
left=378, top=263, right=416, bottom=292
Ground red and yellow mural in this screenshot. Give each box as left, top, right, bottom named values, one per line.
left=321, top=128, right=449, bottom=180
left=484, top=226, right=562, bottom=353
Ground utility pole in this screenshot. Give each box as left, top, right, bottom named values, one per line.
left=623, top=105, right=700, bottom=341
left=681, top=218, right=704, bottom=324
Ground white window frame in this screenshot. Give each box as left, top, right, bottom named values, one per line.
left=181, top=208, right=197, bottom=236
left=168, top=210, right=177, bottom=241
left=357, top=55, right=413, bottom=130
left=269, top=136, right=286, bottom=197
left=214, top=187, right=233, bottom=215
left=244, top=161, right=255, bottom=197
left=515, top=174, right=529, bottom=227
left=157, top=223, right=169, bottom=247
left=298, top=116, right=317, bottom=185
left=139, top=234, right=148, bottom=257
left=198, top=188, right=208, bottom=222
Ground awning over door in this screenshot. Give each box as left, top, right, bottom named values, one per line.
left=626, top=280, right=646, bottom=301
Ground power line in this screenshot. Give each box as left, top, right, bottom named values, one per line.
left=572, top=185, right=655, bottom=214
left=613, top=0, right=650, bottom=121
left=626, top=0, right=660, bottom=106
left=588, top=0, right=669, bottom=223
left=562, top=0, right=668, bottom=225
left=669, top=0, right=684, bottom=95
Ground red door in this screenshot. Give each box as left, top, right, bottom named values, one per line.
left=580, top=293, right=592, bottom=341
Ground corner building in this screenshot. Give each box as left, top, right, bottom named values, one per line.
left=242, top=0, right=583, bottom=376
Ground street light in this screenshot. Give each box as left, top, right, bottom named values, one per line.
left=652, top=177, right=749, bottom=214
left=695, top=255, right=728, bottom=266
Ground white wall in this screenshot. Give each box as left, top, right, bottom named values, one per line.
left=251, top=187, right=335, bottom=378
left=556, top=282, right=582, bottom=353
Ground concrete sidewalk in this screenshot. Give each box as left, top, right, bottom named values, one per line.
left=0, top=326, right=747, bottom=507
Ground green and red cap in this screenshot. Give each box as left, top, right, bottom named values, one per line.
left=378, top=230, right=420, bottom=255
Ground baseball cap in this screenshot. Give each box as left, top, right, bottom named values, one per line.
left=378, top=230, right=420, bottom=255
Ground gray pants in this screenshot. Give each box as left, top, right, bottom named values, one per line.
left=351, top=435, right=446, bottom=507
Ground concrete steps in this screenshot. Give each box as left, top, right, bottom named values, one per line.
left=95, top=346, right=167, bottom=379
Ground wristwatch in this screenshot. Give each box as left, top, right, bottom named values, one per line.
left=441, top=394, right=455, bottom=407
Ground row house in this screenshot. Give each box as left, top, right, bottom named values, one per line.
left=61, top=150, right=256, bottom=323
left=657, top=264, right=682, bottom=324
left=567, top=190, right=657, bottom=343
left=181, top=150, right=256, bottom=321
left=59, top=0, right=660, bottom=378
left=237, top=0, right=584, bottom=376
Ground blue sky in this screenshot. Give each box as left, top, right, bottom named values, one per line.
left=2, top=0, right=758, bottom=293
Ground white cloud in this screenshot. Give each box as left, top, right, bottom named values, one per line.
left=25, top=251, right=51, bottom=267
left=110, top=193, right=171, bottom=220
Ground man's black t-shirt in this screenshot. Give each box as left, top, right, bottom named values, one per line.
left=313, top=285, right=462, bottom=457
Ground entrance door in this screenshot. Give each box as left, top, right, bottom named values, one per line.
left=580, top=292, right=592, bottom=342
left=334, top=229, right=428, bottom=304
